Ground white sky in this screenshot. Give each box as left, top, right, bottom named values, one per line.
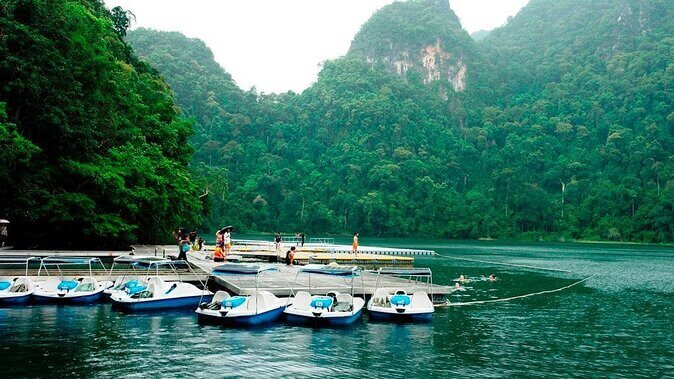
left=105, top=0, right=529, bottom=94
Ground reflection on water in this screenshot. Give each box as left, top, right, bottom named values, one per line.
left=1, top=241, right=673, bottom=377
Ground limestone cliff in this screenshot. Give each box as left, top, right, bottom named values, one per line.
left=348, top=0, right=475, bottom=93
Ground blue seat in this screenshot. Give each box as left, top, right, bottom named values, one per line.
left=221, top=296, right=246, bottom=308
left=390, top=294, right=411, bottom=306
left=126, top=285, right=147, bottom=295
left=0, top=281, right=11, bottom=291
left=57, top=280, right=79, bottom=291
left=310, top=296, right=334, bottom=309
left=123, top=280, right=139, bottom=289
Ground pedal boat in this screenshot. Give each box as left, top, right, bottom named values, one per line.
left=0, top=257, right=40, bottom=304
left=104, top=255, right=170, bottom=298
left=196, top=264, right=288, bottom=326
left=366, top=267, right=434, bottom=322
left=33, top=257, right=112, bottom=303
left=284, top=265, right=365, bottom=326
left=110, top=260, right=212, bottom=311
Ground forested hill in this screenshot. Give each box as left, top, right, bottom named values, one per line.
left=126, top=0, right=674, bottom=243
left=0, top=0, right=200, bottom=248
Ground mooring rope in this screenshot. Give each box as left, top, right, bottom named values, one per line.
left=435, top=274, right=596, bottom=307
left=434, top=252, right=574, bottom=273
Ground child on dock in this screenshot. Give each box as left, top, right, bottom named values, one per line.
left=352, top=232, right=359, bottom=256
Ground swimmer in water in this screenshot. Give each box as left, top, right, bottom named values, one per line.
left=458, top=274, right=468, bottom=283
left=489, top=273, right=496, bottom=281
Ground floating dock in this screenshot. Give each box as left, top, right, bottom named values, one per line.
left=186, top=251, right=452, bottom=301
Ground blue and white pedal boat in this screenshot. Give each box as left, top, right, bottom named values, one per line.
left=196, top=264, right=289, bottom=326
left=284, top=265, right=365, bottom=326
left=0, top=257, right=41, bottom=304
left=366, top=267, right=434, bottom=322
left=104, top=256, right=169, bottom=298
left=110, top=260, right=212, bottom=311
left=33, top=257, right=112, bottom=304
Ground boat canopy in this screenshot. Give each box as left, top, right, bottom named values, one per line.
left=299, top=264, right=360, bottom=276
left=378, top=267, right=432, bottom=276
left=131, top=259, right=181, bottom=269
left=113, top=255, right=169, bottom=264
left=41, top=257, right=103, bottom=265
left=212, top=263, right=279, bottom=275
left=0, top=256, right=41, bottom=264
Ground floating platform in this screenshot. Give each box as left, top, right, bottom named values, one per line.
left=187, top=251, right=452, bottom=301
left=132, top=243, right=419, bottom=268
left=233, top=239, right=435, bottom=256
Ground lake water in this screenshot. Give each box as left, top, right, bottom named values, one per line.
left=1, top=241, right=672, bottom=377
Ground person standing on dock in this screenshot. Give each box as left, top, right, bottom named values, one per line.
left=300, top=233, right=305, bottom=247
left=352, top=232, right=359, bottom=256
left=274, top=232, right=281, bottom=251
left=178, top=234, right=190, bottom=261
left=223, top=230, right=231, bottom=256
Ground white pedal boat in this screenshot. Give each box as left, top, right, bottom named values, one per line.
left=110, top=260, right=212, bottom=311
left=104, top=255, right=170, bottom=298
left=196, top=264, right=288, bottom=326
left=0, top=257, right=40, bottom=304
left=366, top=267, right=435, bottom=322
left=284, top=265, right=365, bottom=326
left=33, top=257, right=111, bottom=303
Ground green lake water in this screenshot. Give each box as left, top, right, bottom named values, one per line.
left=1, top=240, right=672, bottom=377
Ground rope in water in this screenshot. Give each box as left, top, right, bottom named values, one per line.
left=434, top=252, right=574, bottom=273
left=435, top=274, right=595, bottom=307
left=431, top=251, right=594, bottom=307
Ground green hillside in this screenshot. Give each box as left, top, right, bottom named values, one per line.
left=2, top=0, right=672, bottom=247
left=126, top=0, right=673, bottom=242
left=0, top=0, right=200, bottom=247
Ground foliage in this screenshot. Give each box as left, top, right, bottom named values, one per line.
left=126, top=0, right=673, bottom=242
left=0, top=0, right=200, bottom=248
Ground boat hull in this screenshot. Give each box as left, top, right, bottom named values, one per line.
left=33, top=290, right=104, bottom=304
left=367, top=308, right=433, bottom=322
left=284, top=307, right=363, bottom=326
left=197, top=305, right=284, bottom=326
left=112, top=294, right=213, bottom=311
left=0, top=292, right=33, bottom=305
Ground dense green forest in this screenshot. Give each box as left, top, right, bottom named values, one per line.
left=1, top=0, right=672, bottom=247
left=128, top=0, right=673, bottom=243
left=0, top=0, right=200, bottom=247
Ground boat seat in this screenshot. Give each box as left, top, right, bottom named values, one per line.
left=0, top=281, right=11, bottom=291
left=76, top=283, right=95, bottom=292
left=411, top=291, right=433, bottom=309
left=212, top=291, right=231, bottom=304
left=247, top=294, right=266, bottom=311
left=333, top=294, right=353, bottom=312
left=333, top=301, right=352, bottom=312
left=310, top=296, right=334, bottom=309
left=126, top=285, right=147, bottom=295
left=10, top=283, right=27, bottom=293
left=221, top=296, right=246, bottom=309
left=292, top=291, right=312, bottom=311
left=390, top=294, right=411, bottom=306
left=57, top=280, right=79, bottom=291
left=124, top=280, right=140, bottom=290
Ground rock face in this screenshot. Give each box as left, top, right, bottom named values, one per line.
left=348, top=0, right=474, bottom=93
